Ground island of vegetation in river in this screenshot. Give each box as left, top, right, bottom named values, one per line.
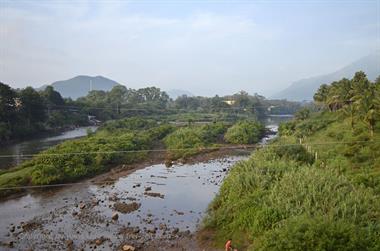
left=0, top=116, right=267, bottom=198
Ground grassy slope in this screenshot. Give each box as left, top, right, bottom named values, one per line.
left=203, top=111, right=380, bottom=250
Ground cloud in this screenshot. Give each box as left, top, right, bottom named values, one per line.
left=0, top=1, right=378, bottom=96
left=0, top=2, right=268, bottom=89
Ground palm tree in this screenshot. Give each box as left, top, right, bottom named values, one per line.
left=353, top=85, right=376, bottom=137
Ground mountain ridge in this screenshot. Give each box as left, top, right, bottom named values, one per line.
left=41, top=75, right=121, bottom=99
left=273, top=52, right=380, bottom=101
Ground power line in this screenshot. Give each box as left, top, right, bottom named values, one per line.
left=34, top=103, right=304, bottom=113
left=0, top=140, right=377, bottom=159
left=0, top=140, right=378, bottom=190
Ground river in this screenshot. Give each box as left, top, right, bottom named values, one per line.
left=0, top=115, right=290, bottom=171
left=0, top=126, right=98, bottom=170
left=0, top=116, right=291, bottom=250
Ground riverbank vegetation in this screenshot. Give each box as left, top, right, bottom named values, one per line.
left=164, top=122, right=228, bottom=160
left=0, top=117, right=265, bottom=198
left=0, top=118, right=174, bottom=197
left=0, top=81, right=302, bottom=144
left=203, top=71, right=380, bottom=250
left=0, top=84, right=89, bottom=143
left=224, top=120, right=265, bottom=144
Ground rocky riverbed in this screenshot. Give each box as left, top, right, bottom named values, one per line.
left=0, top=155, right=246, bottom=250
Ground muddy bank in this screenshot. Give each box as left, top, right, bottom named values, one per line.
left=0, top=155, right=246, bottom=250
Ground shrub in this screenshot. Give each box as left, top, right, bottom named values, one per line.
left=164, top=122, right=228, bottom=160
left=278, top=121, right=296, bottom=136
left=256, top=216, right=379, bottom=251
left=273, top=145, right=314, bottom=165
left=164, top=127, right=204, bottom=160
left=224, top=120, right=265, bottom=144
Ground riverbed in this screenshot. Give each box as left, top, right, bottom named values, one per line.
left=0, top=116, right=292, bottom=250
left=0, top=156, right=245, bottom=250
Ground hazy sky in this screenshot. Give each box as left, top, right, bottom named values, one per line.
left=0, top=0, right=379, bottom=96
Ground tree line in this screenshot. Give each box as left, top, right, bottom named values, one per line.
left=0, top=81, right=302, bottom=143
left=313, top=71, right=380, bottom=136
left=0, top=83, right=88, bottom=142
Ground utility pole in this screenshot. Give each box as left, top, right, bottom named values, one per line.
left=90, top=80, right=93, bottom=92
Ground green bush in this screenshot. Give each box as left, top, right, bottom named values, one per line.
left=164, top=127, right=204, bottom=159
left=164, top=122, right=228, bottom=160
left=278, top=121, right=296, bottom=136
left=273, top=145, right=314, bottom=165
left=256, top=216, right=379, bottom=251
left=29, top=132, right=149, bottom=184
left=224, top=120, right=265, bottom=144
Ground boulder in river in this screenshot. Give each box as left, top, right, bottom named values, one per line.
left=144, top=192, right=164, bottom=199
left=112, top=212, right=119, bottom=220
left=65, top=239, right=73, bottom=248
left=79, top=203, right=86, bottom=210
left=172, top=228, right=179, bottom=235
left=114, top=202, right=141, bottom=214
left=122, top=244, right=135, bottom=251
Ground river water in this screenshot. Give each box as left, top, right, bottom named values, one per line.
left=0, top=126, right=98, bottom=170
left=0, top=115, right=291, bottom=171
left=0, top=156, right=245, bottom=250
left=0, top=116, right=292, bottom=250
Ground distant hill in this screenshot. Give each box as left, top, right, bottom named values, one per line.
left=166, top=89, right=194, bottom=99
left=41, top=75, right=120, bottom=99
left=273, top=52, right=380, bottom=101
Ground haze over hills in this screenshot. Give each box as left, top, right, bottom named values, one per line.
left=273, top=52, right=380, bottom=101
left=41, top=75, right=120, bottom=99
left=166, top=89, right=194, bottom=99
left=40, top=75, right=195, bottom=100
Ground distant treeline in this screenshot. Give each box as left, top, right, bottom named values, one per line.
left=0, top=82, right=302, bottom=143
left=0, top=84, right=89, bottom=143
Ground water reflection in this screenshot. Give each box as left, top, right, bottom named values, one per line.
left=0, top=126, right=97, bottom=170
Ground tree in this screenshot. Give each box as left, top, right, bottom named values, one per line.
left=0, top=82, right=17, bottom=124
left=351, top=71, right=371, bottom=100
left=42, top=86, right=65, bottom=106
left=313, top=84, right=329, bottom=104
left=19, top=87, right=47, bottom=127
left=108, top=85, right=129, bottom=105
left=350, top=72, right=376, bottom=137
left=136, top=87, right=170, bottom=108
left=295, top=108, right=310, bottom=120
left=358, top=86, right=377, bottom=137
left=234, top=90, right=250, bottom=108
left=0, top=82, right=17, bottom=140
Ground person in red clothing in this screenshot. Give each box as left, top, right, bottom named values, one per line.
left=225, top=239, right=232, bottom=251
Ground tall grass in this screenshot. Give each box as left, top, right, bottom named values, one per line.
left=203, top=111, right=380, bottom=250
